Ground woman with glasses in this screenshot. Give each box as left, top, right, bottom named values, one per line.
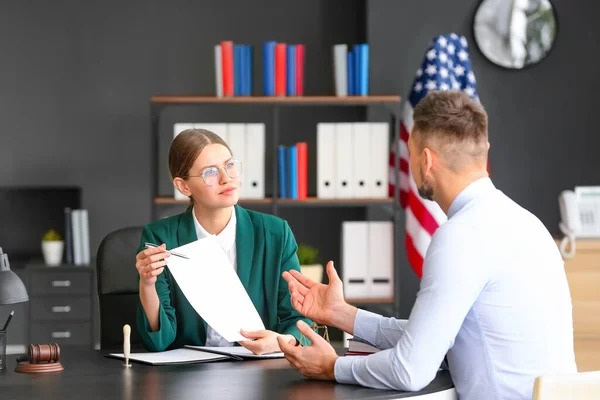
left=135, top=129, right=311, bottom=354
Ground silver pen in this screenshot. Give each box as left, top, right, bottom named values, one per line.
left=144, top=242, right=190, bottom=260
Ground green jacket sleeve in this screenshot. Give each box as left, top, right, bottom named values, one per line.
left=136, top=226, right=178, bottom=351
left=276, top=221, right=313, bottom=343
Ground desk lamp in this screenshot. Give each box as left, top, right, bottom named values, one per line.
left=0, top=247, right=29, bottom=305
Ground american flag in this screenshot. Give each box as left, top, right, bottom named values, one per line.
left=389, top=33, right=480, bottom=278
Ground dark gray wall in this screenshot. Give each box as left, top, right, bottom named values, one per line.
left=368, top=0, right=600, bottom=316
left=0, top=0, right=365, bottom=257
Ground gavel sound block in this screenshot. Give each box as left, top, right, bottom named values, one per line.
left=15, top=344, right=64, bottom=373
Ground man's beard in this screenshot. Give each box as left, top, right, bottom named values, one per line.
left=417, top=166, right=434, bottom=201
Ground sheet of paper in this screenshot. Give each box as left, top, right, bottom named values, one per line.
left=166, top=235, right=265, bottom=342
left=108, top=348, right=229, bottom=365
left=185, top=345, right=284, bottom=359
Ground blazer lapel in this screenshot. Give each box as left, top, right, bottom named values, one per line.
left=177, top=207, right=198, bottom=247
left=234, top=205, right=254, bottom=289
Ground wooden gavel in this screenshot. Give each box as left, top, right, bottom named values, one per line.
left=28, top=343, right=61, bottom=364
left=15, top=343, right=64, bottom=373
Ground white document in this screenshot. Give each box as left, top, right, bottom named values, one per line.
left=185, top=345, right=284, bottom=360
left=370, top=122, right=390, bottom=198
left=108, top=348, right=229, bottom=365
left=166, top=235, right=265, bottom=342
left=342, top=221, right=369, bottom=298
left=368, top=221, right=394, bottom=298
left=352, top=123, right=371, bottom=198
left=317, top=123, right=336, bottom=199
left=335, top=123, right=354, bottom=198
left=243, top=123, right=266, bottom=199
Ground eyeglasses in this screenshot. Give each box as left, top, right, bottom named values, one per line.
left=299, top=322, right=330, bottom=346
left=185, top=159, right=243, bottom=187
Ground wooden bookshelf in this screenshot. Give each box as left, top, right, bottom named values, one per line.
left=154, top=196, right=393, bottom=206
left=151, top=95, right=401, bottom=105
left=153, top=197, right=273, bottom=205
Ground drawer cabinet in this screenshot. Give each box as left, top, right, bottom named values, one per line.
left=26, top=265, right=96, bottom=348
left=556, top=239, right=600, bottom=372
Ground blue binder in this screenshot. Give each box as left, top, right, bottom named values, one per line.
left=286, top=45, right=296, bottom=96
left=278, top=146, right=287, bottom=198
left=263, top=41, right=276, bottom=96
left=289, top=145, right=298, bottom=199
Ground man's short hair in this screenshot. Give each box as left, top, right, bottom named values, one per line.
left=412, top=90, right=488, bottom=171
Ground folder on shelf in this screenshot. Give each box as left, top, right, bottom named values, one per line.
left=296, top=142, right=308, bottom=200
left=243, top=123, right=265, bottom=199
left=286, top=44, right=296, bottom=96
left=317, top=123, right=336, bottom=199
left=278, top=145, right=288, bottom=199
left=367, top=221, right=394, bottom=298
left=342, top=222, right=369, bottom=299
left=214, top=45, right=223, bottom=97
left=351, top=123, right=371, bottom=198
left=369, top=122, right=390, bottom=198
left=227, top=124, right=246, bottom=197
left=289, top=145, right=298, bottom=199
left=263, top=41, right=276, bottom=96
left=333, top=44, right=348, bottom=97
left=335, top=123, right=353, bottom=199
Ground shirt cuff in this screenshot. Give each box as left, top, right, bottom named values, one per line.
left=334, top=355, right=361, bottom=385
left=353, top=309, right=382, bottom=345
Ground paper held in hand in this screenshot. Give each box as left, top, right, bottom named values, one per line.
left=165, top=235, right=265, bottom=342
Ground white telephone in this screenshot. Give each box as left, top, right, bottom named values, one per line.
left=559, top=186, right=600, bottom=258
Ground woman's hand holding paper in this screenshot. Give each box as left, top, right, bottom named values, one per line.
left=238, top=329, right=294, bottom=355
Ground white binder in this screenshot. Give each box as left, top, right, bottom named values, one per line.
left=367, top=221, right=394, bottom=298
left=243, top=123, right=265, bottom=199
left=333, top=44, right=348, bottom=96
left=342, top=222, right=369, bottom=299
left=352, top=123, right=371, bottom=198
left=335, top=123, right=354, bottom=198
left=369, top=123, right=390, bottom=198
left=173, top=123, right=195, bottom=139
left=227, top=124, right=246, bottom=197
left=317, top=123, right=336, bottom=199
left=195, top=123, right=228, bottom=144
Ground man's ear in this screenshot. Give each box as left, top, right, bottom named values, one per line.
left=422, top=147, right=435, bottom=176
left=173, top=177, right=191, bottom=197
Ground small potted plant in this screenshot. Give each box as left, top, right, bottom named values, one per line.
left=297, top=244, right=323, bottom=283
left=41, top=229, right=64, bottom=266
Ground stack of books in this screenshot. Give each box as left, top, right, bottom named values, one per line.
left=346, top=337, right=380, bottom=356
left=214, top=41, right=253, bottom=97
left=263, top=41, right=305, bottom=96
left=277, top=142, right=308, bottom=200
left=333, top=43, right=369, bottom=96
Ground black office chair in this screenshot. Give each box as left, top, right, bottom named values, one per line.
left=96, top=226, right=143, bottom=349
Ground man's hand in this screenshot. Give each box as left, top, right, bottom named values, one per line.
left=238, top=329, right=292, bottom=355
left=277, top=320, right=339, bottom=381
left=282, top=261, right=357, bottom=332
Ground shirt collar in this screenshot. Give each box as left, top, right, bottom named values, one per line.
left=447, top=177, right=495, bottom=219
left=192, top=207, right=236, bottom=252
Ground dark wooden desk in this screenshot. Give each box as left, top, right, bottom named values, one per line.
left=0, top=348, right=455, bottom=399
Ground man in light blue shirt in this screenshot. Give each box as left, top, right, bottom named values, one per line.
left=277, top=90, right=576, bottom=400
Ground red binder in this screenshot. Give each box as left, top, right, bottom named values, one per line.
left=221, top=41, right=234, bottom=97
left=275, top=43, right=287, bottom=96
left=295, top=44, right=305, bottom=96
left=296, top=142, right=308, bottom=200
